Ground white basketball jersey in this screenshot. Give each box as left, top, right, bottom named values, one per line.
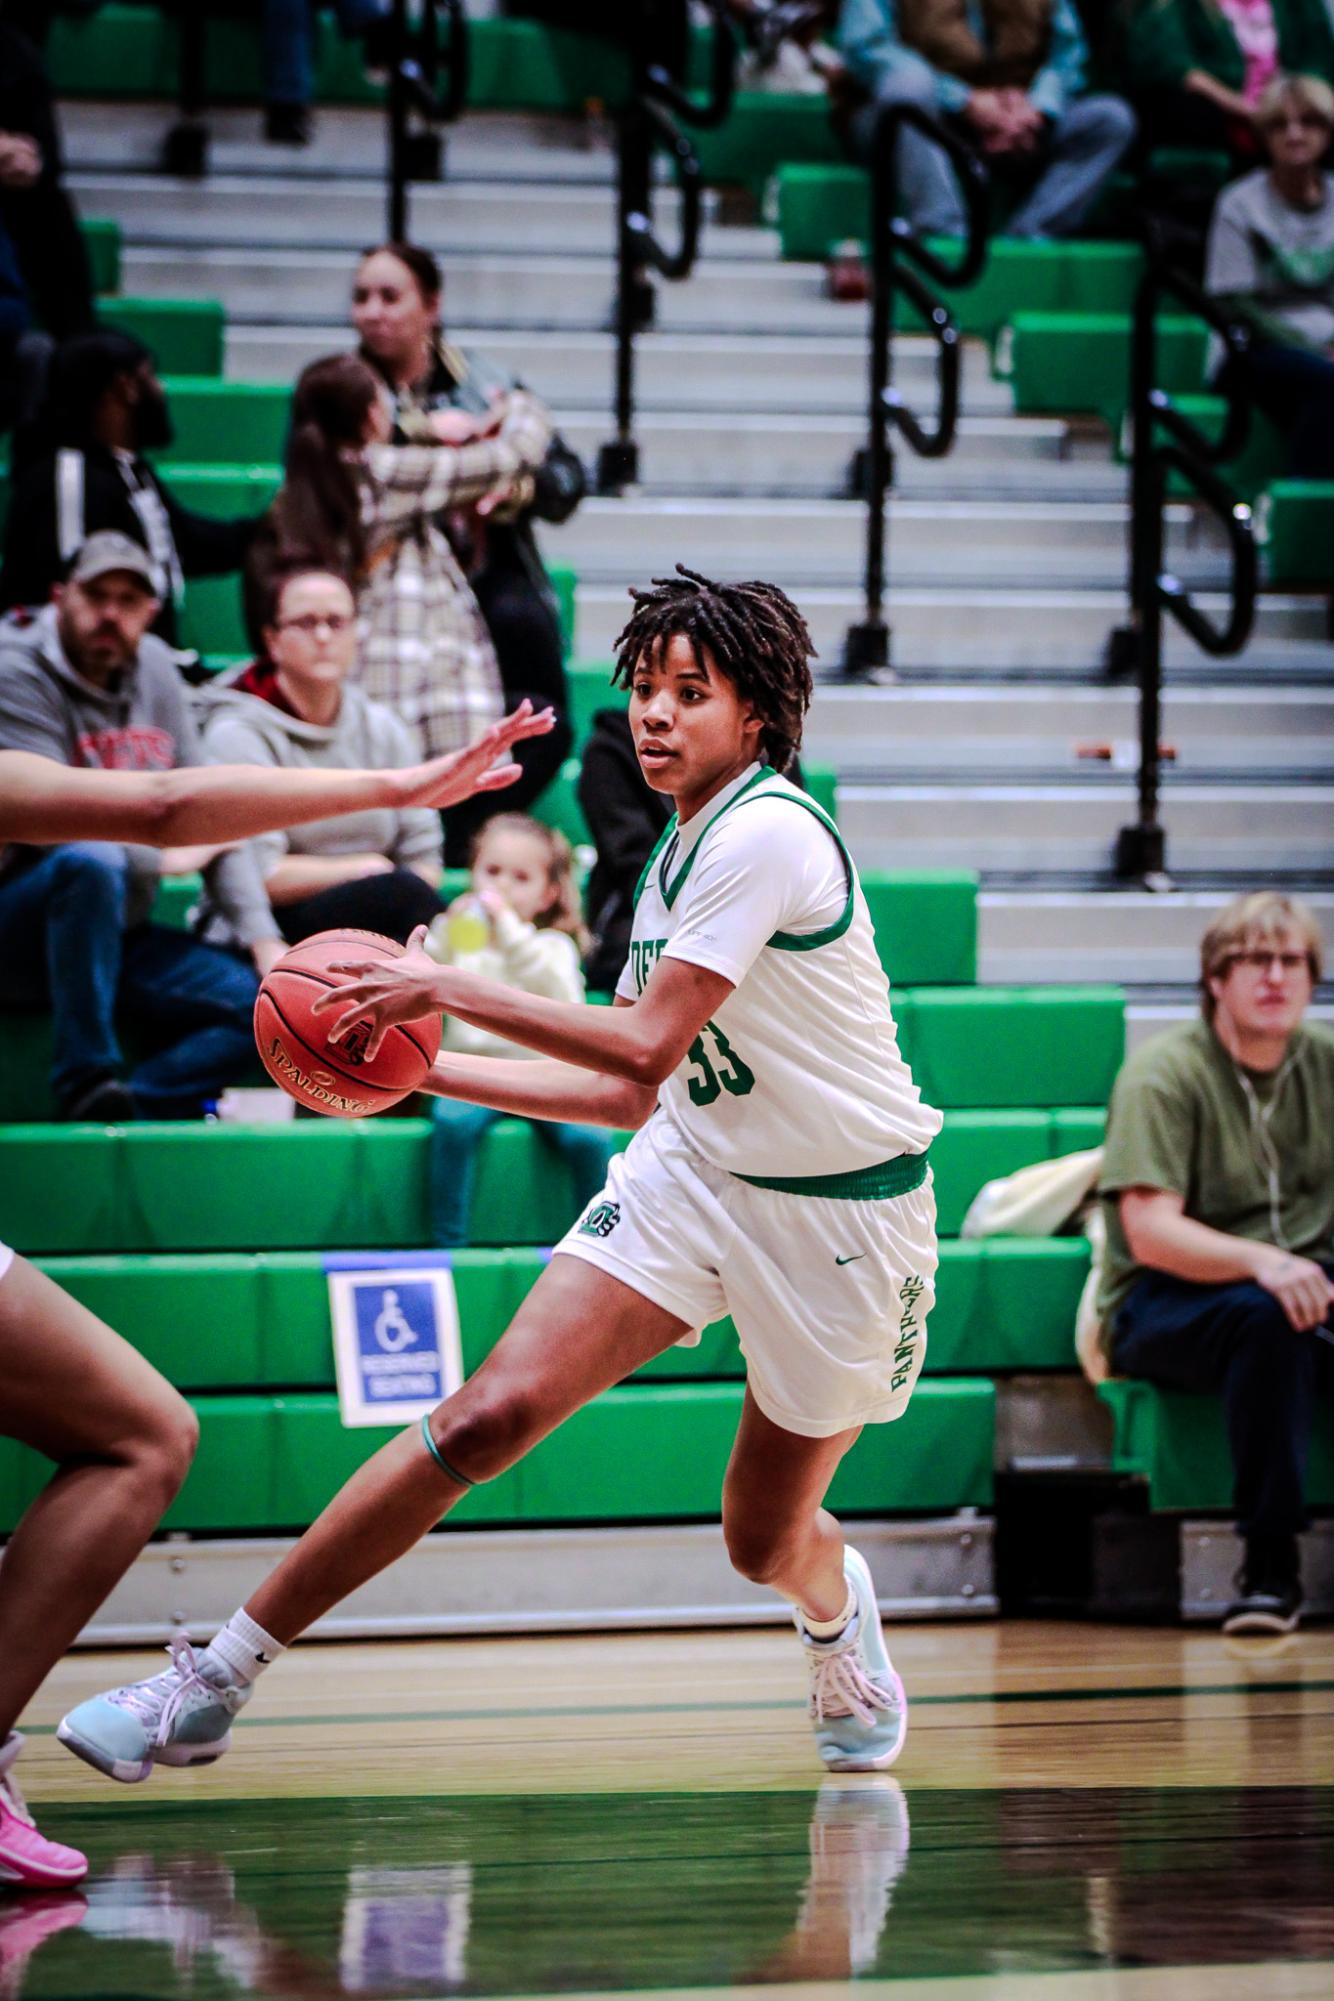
left=617, top=764, right=941, bottom=1182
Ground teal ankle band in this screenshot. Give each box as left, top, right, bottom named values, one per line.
left=419, top=1414, right=475, bottom=1487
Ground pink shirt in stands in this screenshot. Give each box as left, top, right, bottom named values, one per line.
left=1218, top=0, right=1279, bottom=104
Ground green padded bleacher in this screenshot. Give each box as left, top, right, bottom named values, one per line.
left=100, top=300, right=226, bottom=378
left=1168, top=395, right=1284, bottom=499
left=0, top=1374, right=993, bottom=1535
left=894, top=986, right=1123, bottom=1109
left=1256, top=480, right=1334, bottom=586
left=0, top=1105, right=1107, bottom=1252
left=1100, top=1379, right=1334, bottom=1513
left=46, top=8, right=667, bottom=115
left=81, top=218, right=121, bottom=295
left=155, top=380, right=289, bottom=465
left=931, top=1108, right=1103, bottom=1234
left=1000, top=313, right=1210, bottom=431
left=864, top=873, right=976, bottom=986
left=29, top=1237, right=1086, bottom=1388
left=776, top=182, right=1141, bottom=322
left=693, top=93, right=842, bottom=194
left=0, top=975, right=1115, bottom=1125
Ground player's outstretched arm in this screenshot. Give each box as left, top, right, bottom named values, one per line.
left=0, top=704, right=554, bottom=847
left=318, top=929, right=733, bottom=1086
left=421, top=1036, right=657, bottom=1131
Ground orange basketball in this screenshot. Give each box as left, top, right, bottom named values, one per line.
left=254, top=929, right=441, bottom=1118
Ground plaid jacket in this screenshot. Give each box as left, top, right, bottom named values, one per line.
left=353, top=392, right=552, bottom=759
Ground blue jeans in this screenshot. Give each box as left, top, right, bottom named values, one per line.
left=1238, top=342, right=1334, bottom=479
left=0, top=844, right=259, bottom=1116
left=264, top=0, right=390, bottom=107
left=428, top=1095, right=615, bottom=1248
left=855, top=71, right=1136, bottom=240
left=1111, top=1265, right=1334, bottom=1543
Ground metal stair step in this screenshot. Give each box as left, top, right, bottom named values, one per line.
left=66, top=101, right=620, bottom=183
left=224, top=324, right=1015, bottom=413
left=978, top=889, right=1334, bottom=985
left=556, top=496, right=1196, bottom=588
left=574, top=584, right=1327, bottom=666
left=803, top=683, right=1334, bottom=776
left=837, top=782, right=1334, bottom=875
left=122, top=244, right=906, bottom=334
left=72, top=169, right=777, bottom=260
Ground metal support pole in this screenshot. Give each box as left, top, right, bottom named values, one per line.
left=387, top=0, right=411, bottom=240
left=162, top=4, right=208, bottom=177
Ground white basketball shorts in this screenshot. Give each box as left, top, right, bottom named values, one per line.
left=553, top=1113, right=937, bottom=1439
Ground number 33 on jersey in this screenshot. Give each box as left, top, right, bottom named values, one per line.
left=619, top=764, right=940, bottom=1182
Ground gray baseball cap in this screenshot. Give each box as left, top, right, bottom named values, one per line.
left=66, top=532, right=158, bottom=593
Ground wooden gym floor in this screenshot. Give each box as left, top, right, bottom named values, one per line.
left=5, top=1620, right=1332, bottom=2001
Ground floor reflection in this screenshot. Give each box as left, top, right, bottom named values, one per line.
left=3, top=1784, right=1331, bottom=1999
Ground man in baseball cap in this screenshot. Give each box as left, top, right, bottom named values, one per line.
left=0, top=534, right=283, bottom=1120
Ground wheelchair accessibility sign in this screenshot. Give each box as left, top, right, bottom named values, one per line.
left=327, top=1257, right=462, bottom=1427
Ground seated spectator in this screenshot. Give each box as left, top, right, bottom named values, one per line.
left=0, top=17, right=94, bottom=339
left=1120, top=0, right=1334, bottom=171
left=198, top=561, right=447, bottom=949
left=247, top=353, right=551, bottom=858
left=423, top=812, right=615, bottom=1247
left=0, top=533, right=282, bottom=1122
left=0, top=330, right=261, bottom=648
left=352, top=241, right=580, bottom=839
left=262, top=0, right=394, bottom=146
left=578, top=704, right=673, bottom=994
left=1097, top=891, right=1334, bottom=1636
left=1206, top=71, right=1334, bottom=476
left=835, top=0, right=1136, bottom=239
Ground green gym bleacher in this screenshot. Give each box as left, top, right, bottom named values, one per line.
left=5, top=17, right=1327, bottom=1577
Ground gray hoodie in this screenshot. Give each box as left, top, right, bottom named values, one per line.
left=196, top=668, right=442, bottom=941
left=0, top=604, right=278, bottom=940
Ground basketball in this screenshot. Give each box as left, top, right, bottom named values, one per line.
left=254, top=928, right=441, bottom=1118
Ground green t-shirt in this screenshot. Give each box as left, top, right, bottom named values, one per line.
left=1098, top=1018, right=1334, bottom=1323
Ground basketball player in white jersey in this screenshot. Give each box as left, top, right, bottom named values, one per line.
left=61, top=569, right=941, bottom=1787
left=0, top=703, right=552, bottom=1887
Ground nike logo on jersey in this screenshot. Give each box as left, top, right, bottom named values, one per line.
left=835, top=1253, right=866, bottom=1266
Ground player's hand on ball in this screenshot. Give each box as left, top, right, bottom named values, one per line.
left=314, top=927, right=444, bottom=1060
left=393, top=701, right=555, bottom=811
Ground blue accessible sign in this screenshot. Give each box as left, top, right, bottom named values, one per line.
left=327, top=1257, right=462, bottom=1427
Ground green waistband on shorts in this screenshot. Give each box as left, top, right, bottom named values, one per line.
left=731, top=1148, right=930, bottom=1201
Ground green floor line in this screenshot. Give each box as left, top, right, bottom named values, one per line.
left=27, top=1676, right=1333, bottom=1737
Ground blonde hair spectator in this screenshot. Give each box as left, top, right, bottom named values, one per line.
left=1199, top=891, right=1324, bottom=1019
left=1254, top=71, right=1334, bottom=132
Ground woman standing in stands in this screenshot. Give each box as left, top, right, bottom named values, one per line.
left=352, top=243, right=583, bottom=855
left=200, top=561, right=447, bottom=949
left=0, top=702, right=553, bottom=1889
left=1122, top=0, right=1334, bottom=167
left=1206, top=71, right=1334, bottom=475
left=249, top=353, right=551, bottom=856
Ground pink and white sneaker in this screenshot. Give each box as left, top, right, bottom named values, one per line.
left=0, top=1734, right=87, bottom=1889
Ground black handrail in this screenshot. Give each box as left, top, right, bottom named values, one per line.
left=387, top=0, right=470, bottom=239
left=596, top=5, right=737, bottom=495
left=1111, top=259, right=1257, bottom=885
left=843, top=101, right=989, bottom=680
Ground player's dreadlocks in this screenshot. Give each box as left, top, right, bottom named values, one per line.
left=612, top=566, right=815, bottom=772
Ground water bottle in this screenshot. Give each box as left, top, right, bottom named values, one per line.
left=444, top=895, right=491, bottom=958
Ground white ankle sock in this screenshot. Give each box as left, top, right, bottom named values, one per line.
left=206, top=1608, right=284, bottom=1686
left=799, top=1585, right=856, bottom=1640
